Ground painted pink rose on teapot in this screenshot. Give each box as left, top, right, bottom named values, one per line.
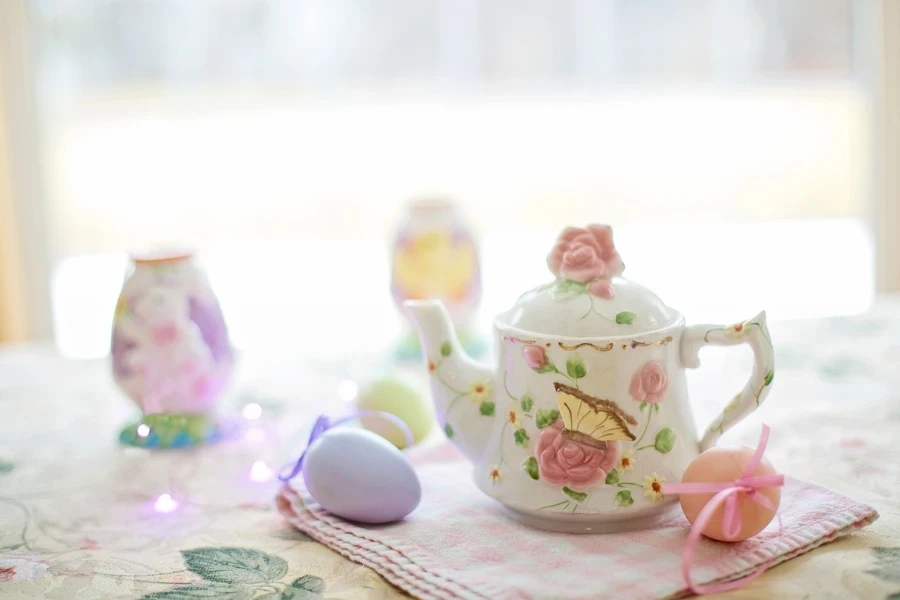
left=630, top=361, right=669, bottom=405
left=522, top=345, right=550, bottom=371
left=536, top=419, right=620, bottom=487
left=546, top=225, right=625, bottom=283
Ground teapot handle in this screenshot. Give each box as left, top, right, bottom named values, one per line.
left=680, top=311, right=775, bottom=451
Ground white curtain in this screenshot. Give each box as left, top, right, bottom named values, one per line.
left=0, top=0, right=52, bottom=342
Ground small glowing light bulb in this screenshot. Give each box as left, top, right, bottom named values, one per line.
left=136, top=424, right=151, bottom=438
left=242, top=402, right=262, bottom=420
left=154, top=493, right=178, bottom=513
left=250, top=460, right=274, bottom=483
left=337, top=380, right=359, bottom=403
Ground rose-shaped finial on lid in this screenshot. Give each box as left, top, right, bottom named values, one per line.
left=547, top=225, right=624, bottom=296
left=497, top=224, right=680, bottom=337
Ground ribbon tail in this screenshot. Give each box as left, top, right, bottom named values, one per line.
left=692, top=511, right=785, bottom=595
left=278, top=415, right=331, bottom=482
left=740, top=423, right=771, bottom=480
left=682, top=487, right=739, bottom=594
left=278, top=448, right=308, bottom=482
left=722, top=494, right=741, bottom=540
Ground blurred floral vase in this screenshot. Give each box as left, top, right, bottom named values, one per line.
left=112, top=251, right=235, bottom=448
left=391, top=198, right=484, bottom=360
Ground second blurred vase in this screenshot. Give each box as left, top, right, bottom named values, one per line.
left=391, top=197, right=484, bottom=359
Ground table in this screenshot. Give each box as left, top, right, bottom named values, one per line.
left=2, top=303, right=900, bottom=599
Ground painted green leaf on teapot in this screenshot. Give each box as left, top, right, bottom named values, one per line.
left=521, top=456, right=539, bottom=480
left=514, top=428, right=529, bottom=447
left=614, top=489, right=634, bottom=507
left=520, top=393, right=534, bottom=413
left=535, top=408, right=560, bottom=429
left=479, top=402, right=495, bottom=416
left=565, top=353, right=587, bottom=379
left=605, top=469, right=620, bottom=485
left=615, top=311, right=636, bottom=325
left=552, top=279, right=587, bottom=298
left=562, top=487, right=588, bottom=502
left=654, top=427, right=677, bottom=454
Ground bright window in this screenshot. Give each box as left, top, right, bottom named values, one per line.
left=29, top=0, right=872, bottom=358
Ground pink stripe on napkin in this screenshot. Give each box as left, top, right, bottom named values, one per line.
left=276, top=445, right=877, bottom=600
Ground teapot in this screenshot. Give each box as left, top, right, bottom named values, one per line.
left=405, top=225, right=774, bottom=533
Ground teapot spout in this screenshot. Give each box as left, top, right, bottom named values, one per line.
left=404, top=300, right=495, bottom=462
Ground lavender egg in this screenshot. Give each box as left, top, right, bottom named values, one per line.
left=303, top=428, right=421, bottom=523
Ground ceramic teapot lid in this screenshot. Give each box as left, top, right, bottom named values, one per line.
left=498, top=225, right=681, bottom=338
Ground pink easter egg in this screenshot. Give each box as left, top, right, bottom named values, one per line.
left=679, top=446, right=781, bottom=542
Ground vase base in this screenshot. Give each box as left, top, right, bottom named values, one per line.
left=119, top=413, right=239, bottom=449
left=501, top=502, right=679, bottom=534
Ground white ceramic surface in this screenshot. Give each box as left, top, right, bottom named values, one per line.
left=507, top=276, right=679, bottom=337
left=404, top=224, right=775, bottom=532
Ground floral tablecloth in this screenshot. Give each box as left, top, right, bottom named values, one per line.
left=3, top=301, right=900, bottom=599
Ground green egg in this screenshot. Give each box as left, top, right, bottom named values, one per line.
left=356, top=374, right=435, bottom=448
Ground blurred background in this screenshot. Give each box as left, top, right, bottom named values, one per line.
left=1, top=0, right=898, bottom=363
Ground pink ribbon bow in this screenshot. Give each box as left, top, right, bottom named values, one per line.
left=662, top=424, right=785, bottom=595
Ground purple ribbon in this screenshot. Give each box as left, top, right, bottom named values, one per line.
left=278, top=410, right=414, bottom=482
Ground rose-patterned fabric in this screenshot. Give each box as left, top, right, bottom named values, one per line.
left=5, top=301, right=900, bottom=598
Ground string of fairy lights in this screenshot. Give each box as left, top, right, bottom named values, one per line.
left=146, top=378, right=361, bottom=514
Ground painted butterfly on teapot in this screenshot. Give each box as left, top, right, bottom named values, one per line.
left=405, top=224, right=775, bottom=533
